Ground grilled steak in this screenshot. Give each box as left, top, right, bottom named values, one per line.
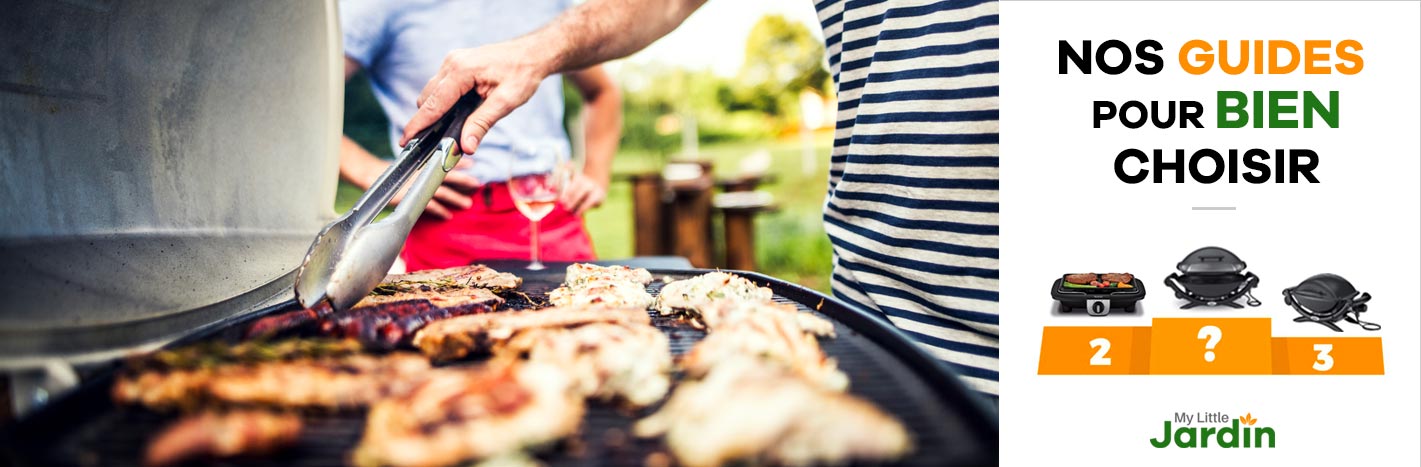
left=352, top=363, right=584, bottom=467
left=413, top=306, right=652, bottom=361
left=246, top=289, right=502, bottom=347
left=144, top=411, right=301, bottom=467
left=494, top=322, right=671, bottom=407
left=377, top=264, right=523, bottom=294
left=635, top=357, right=910, bottom=467
left=1101, top=273, right=1134, bottom=284
left=654, top=272, right=773, bottom=316
left=1064, top=273, right=1097, bottom=285
left=113, top=341, right=432, bottom=410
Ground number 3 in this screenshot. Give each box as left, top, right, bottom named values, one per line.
left=1090, top=337, right=1112, bottom=366
left=1313, top=344, right=1334, bottom=371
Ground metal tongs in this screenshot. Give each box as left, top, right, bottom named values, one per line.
left=295, top=93, right=481, bottom=311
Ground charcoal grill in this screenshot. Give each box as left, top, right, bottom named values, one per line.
left=2, top=266, right=999, bottom=466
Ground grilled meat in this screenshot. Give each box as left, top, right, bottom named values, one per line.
left=635, top=357, right=911, bottom=467
left=114, top=344, right=432, bottom=410
left=353, top=363, right=584, bottom=467
left=355, top=286, right=502, bottom=307
left=681, top=306, right=846, bottom=391
left=246, top=289, right=502, bottom=347
left=564, top=263, right=653, bottom=286
left=1064, top=273, right=1097, bottom=285
left=377, top=264, right=523, bottom=294
left=414, top=306, right=652, bottom=361
left=548, top=279, right=654, bottom=309
left=244, top=302, right=335, bottom=339
left=494, top=322, right=671, bottom=407
left=696, top=301, right=835, bottom=337
left=1101, top=273, right=1134, bottom=284
left=654, top=272, right=773, bottom=316
left=322, top=293, right=502, bottom=349
left=120, top=339, right=364, bottom=373
left=144, top=410, right=302, bottom=467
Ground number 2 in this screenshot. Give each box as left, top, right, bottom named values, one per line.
left=1313, top=344, right=1334, bottom=371
left=1089, top=337, right=1112, bottom=366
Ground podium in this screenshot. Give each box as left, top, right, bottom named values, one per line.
left=1038, top=317, right=1384, bottom=375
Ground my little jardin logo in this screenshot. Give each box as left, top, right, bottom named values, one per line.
left=1150, top=412, right=1276, bottom=448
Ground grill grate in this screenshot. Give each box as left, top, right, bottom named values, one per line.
left=7, top=269, right=994, bottom=466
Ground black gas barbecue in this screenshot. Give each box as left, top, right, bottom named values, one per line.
left=3, top=266, right=999, bottom=467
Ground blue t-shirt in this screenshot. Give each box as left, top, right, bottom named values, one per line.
left=341, top=0, right=573, bottom=183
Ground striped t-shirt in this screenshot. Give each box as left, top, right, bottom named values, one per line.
left=814, top=0, right=999, bottom=397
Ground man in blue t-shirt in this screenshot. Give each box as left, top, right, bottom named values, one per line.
left=339, top=0, right=623, bottom=269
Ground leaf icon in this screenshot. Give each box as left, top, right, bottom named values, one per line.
left=1240, top=413, right=1257, bottom=426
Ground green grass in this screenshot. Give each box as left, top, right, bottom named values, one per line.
left=334, top=134, right=836, bottom=292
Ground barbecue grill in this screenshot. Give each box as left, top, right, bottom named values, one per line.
left=1051, top=274, right=1145, bottom=316
left=1, top=2, right=998, bottom=464
left=4, top=267, right=999, bottom=466
left=1, top=0, right=342, bottom=413
left=1163, top=247, right=1262, bottom=309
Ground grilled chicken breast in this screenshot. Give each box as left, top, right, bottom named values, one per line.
left=654, top=272, right=773, bottom=316
left=696, top=301, right=835, bottom=337
left=413, top=306, right=651, bottom=361
left=547, top=278, right=655, bottom=309
left=144, top=410, right=302, bottom=467
left=377, top=264, right=523, bottom=294
left=356, top=286, right=503, bottom=307
left=353, top=363, right=584, bottom=467
left=635, top=357, right=910, bottom=467
left=494, top=322, right=671, bottom=407
left=680, top=306, right=846, bottom=391
left=563, top=263, right=654, bottom=286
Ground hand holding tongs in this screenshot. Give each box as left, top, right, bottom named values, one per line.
left=295, top=93, right=482, bottom=311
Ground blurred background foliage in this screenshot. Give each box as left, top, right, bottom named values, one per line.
left=340, top=14, right=835, bottom=291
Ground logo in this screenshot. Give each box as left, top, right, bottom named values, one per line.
left=1149, top=412, right=1275, bottom=448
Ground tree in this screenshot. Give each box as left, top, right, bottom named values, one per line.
left=738, top=14, right=831, bottom=116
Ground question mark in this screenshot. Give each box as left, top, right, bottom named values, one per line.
left=1198, top=325, right=1222, bottom=362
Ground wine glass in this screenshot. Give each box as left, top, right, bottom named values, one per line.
left=507, top=144, right=569, bottom=271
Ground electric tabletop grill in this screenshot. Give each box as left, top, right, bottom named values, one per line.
left=1164, top=247, right=1261, bottom=309
left=2, top=266, right=999, bottom=466
left=1051, top=274, right=1146, bottom=316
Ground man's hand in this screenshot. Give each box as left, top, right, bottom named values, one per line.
left=401, top=41, right=549, bottom=155
left=561, top=172, right=608, bottom=216
left=400, top=0, right=704, bottom=154
left=346, top=148, right=482, bottom=220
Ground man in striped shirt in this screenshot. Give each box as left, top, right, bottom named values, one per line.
left=404, top=0, right=1000, bottom=398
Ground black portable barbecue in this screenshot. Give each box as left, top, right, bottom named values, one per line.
left=1282, top=273, right=1379, bottom=332
left=1163, top=247, right=1261, bottom=309
left=1051, top=274, right=1146, bottom=316
left=2, top=265, right=999, bottom=467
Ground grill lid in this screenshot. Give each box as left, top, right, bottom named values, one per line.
left=1176, top=246, right=1248, bottom=275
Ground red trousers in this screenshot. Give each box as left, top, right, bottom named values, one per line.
left=400, top=182, right=595, bottom=271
